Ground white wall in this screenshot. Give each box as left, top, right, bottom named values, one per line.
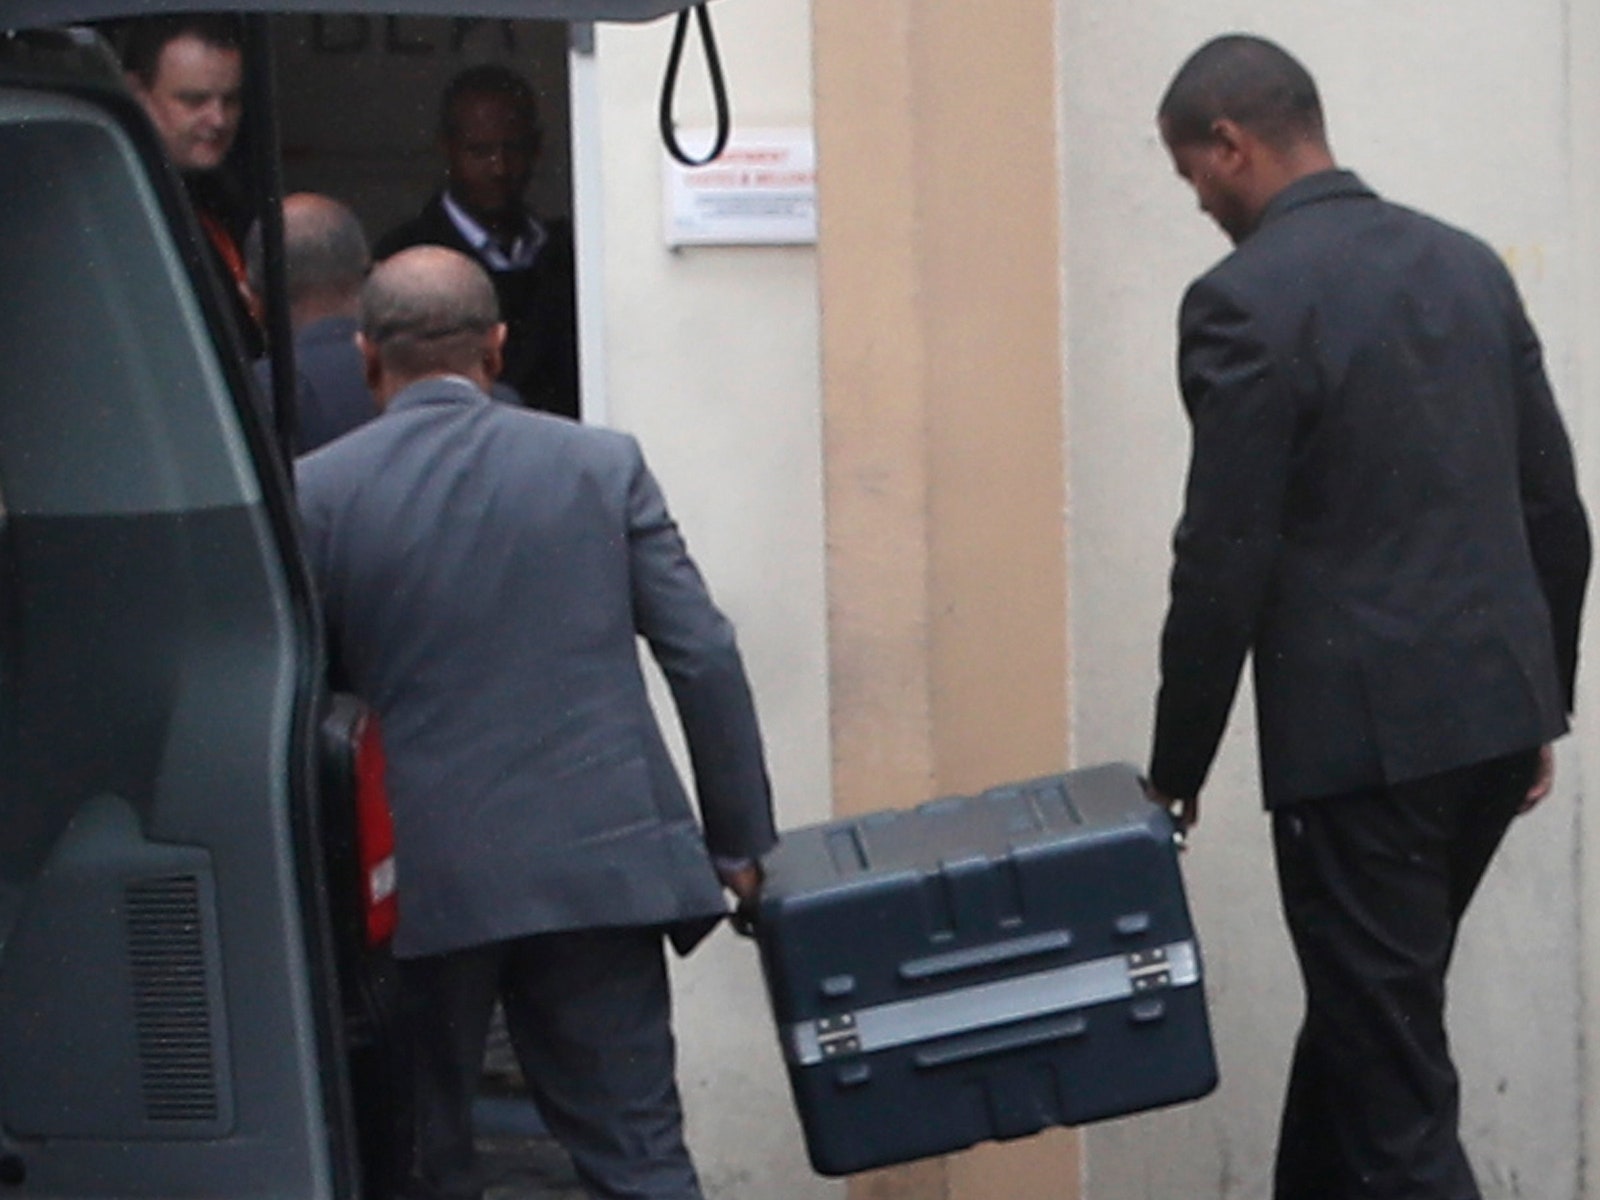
left=1062, top=4, right=1597, bottom=1198
left=585, top=3, right=836, bottom=1195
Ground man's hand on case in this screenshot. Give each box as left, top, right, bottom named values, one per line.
left=717, top=860, right=763, bottom=905
left=1143, top=779, right=1198, bottom=847
left=1520, top=743, right=1555, bottom=814
left=718, top=860, right=763, bottom=937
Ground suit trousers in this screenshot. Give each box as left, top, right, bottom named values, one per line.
left=398, top=926, right=704, bottom=1200
left=1269, top=748, right=1539, bottom=1200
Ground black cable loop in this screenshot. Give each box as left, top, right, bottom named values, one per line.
left=659, top=4, right=731, bottom=167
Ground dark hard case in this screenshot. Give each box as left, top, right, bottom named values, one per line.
left=754, top=763, right=1217, bottom=1176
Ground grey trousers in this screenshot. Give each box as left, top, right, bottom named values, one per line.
left=399, top=926, right=704, bottom=1200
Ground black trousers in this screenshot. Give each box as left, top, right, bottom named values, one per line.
left=1270, top=748, right=1539, bottom=1200
left=398, top=926, right=703, bottom=1200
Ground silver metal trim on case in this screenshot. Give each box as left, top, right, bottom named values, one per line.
left=783, top=940, right=1200, bottom=1067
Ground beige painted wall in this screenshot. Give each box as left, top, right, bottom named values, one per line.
left=1061, top=4, right=1597, bottom=1197
left=812, top=0, right=1074, bottom=1197
left=592, top=1, right=1076, bottom=1194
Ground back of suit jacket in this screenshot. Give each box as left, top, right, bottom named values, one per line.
left=1150, top=170, right=1591, bottom=806
left=252, top=315, right=378, bottom=456
left=296, top=378, right=776, bottom=957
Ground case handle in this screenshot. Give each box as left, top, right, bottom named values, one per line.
left=898, top=928, right=1074, bottom=983
left=913, top=1011, right=1089, bottom=1070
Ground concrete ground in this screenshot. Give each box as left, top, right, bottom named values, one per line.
left=479, top=1132, right=584, bottom=1200
left=475, top=1092, right=585, bottom=1200
left=477, top=1028, right=585, bottom=1200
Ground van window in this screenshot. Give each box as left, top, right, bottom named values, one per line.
left=0, top=88, right=262, bottom=516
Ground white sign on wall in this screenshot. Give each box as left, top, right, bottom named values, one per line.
left=663, top=127, right=817, bottom=247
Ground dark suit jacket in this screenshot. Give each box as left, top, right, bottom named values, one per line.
left=185, top=168, right=265, bottom=360
left=374, top=194, right=580, bottom=420
left=296, top=378, right=776, bottom=957
left=253, top=315, right=377, bottom=455
left=1149, top=170, right=1591, bottom=807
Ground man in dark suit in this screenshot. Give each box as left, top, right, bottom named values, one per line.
left=1146, top=35, right=1590, bottom=1199
left=374, top=65, right=579, bottom=419
left=296, top=246, right=774, bottom=1200
left=249, top=193, right=377, bottom=455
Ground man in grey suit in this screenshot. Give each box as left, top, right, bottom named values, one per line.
left=296, top=246, right=776, bottom=1200
left=1146, top=35, right=1590, bottom=1199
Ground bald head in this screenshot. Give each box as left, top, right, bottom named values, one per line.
left=359, top=246, right=505, bottom=400
left=269, top=192, right=369, bottom=328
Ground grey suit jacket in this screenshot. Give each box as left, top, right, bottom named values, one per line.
left=1150, top=171, right=1591, bottom=807
left=253, top=315, right=377, bottom=456
left=296, top=377, right=776, bottom=958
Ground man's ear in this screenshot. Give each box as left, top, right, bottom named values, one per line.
left=1209, top=118, right=1253, bottom=174
left=357, top=332, right=386, bottom=403
left=483, top=322, right=508, bottom=381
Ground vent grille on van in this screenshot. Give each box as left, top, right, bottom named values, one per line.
left=126, top=875, right=219, bottom=1123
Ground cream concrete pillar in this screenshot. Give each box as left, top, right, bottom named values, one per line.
left=811, top=1, right=1074, bottom=1197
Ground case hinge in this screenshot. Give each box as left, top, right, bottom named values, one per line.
left=1127, top=946, right=1172, bottom=992
left=815, top=1012, right=861, bottom=1058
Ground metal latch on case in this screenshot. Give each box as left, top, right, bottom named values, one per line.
left=816, top=1012, right=862, bottom=1058
left=1127, top=946, right=1172, bottom=992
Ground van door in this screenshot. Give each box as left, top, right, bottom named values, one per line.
left=0, top=37, right=356, bottom=1200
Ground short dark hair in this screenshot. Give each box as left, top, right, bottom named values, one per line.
left=1159, top=34, right=1324, bottom=151
left=120, top=14, right=242, bottom=88
left=361, top=247, right=501, bottom=380
left=439, top=63, right=540, bottom=142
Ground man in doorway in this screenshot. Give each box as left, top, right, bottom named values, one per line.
left=1146, top=34, right=1590, bottom=1199
left=248, top=192, right=377, bottom=455
left=375, top=64, right=579, bottom=419
left=123, top=14, right=262, bottom=354
left=296, top=245, right=773, bottom=1200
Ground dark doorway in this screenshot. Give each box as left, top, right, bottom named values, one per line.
left=273, top=15, right=580, bottom=419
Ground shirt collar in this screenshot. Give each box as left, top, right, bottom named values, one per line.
left=1256, top=169, right=1376, bottom=232
left=386, top=374, right=490, bottom=414
left=441, top=191, right=546, bottom=272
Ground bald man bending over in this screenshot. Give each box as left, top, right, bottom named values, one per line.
left=296, top=247, right=775, bottom=1200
